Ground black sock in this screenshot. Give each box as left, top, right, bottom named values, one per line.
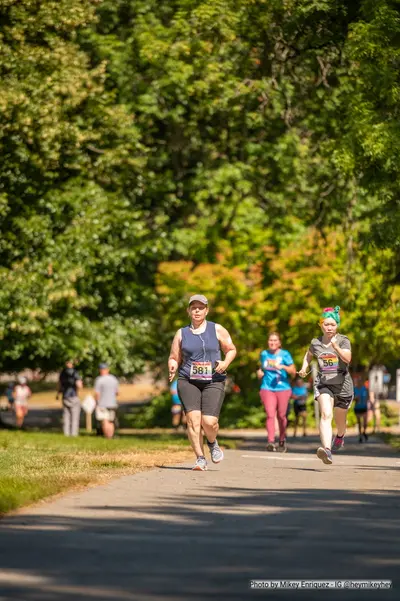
left=337, top=434, right=344, bottom=438
left=207, top=439, right=216, bottom=445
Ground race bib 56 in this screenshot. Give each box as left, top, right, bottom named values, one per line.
left=319, top=352, right=339, bottom=373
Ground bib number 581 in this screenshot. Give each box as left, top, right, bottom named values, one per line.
left=190, top=361, right=212, bottom=380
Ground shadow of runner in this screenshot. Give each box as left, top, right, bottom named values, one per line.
left=0, top=486, right=399, bottom=601
left=157, top=465, right=193, bottom=471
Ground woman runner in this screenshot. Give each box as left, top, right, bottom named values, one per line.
left=299, top=306, right=353, bottom=465
left=168, top=294, right=236, bottom=471
left=13, top=376, right=32, bottom=429
left=257, top=332, right=296, bottom=452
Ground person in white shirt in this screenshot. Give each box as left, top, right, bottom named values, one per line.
left=94, top=363, right=119, bottom=439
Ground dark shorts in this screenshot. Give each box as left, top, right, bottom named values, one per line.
left=294, top=403, right=307, bottom=416
left=354, top=407, right=368, bottom=415
left=177, top=378, right=225, bottom=417
left=315, top=385, right=353, bottom=410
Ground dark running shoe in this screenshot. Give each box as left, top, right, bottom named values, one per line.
left=277, top=440, right=287, bottom=453
left=332, top=435, right=344, bottom=452
left=266, top=442, right=276, bottom=452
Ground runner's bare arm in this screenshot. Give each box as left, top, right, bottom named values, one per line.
left=298, top=350, right=313, bottom=378
left=215, top=324, right=237, bottom=373
left=331, top=340, right=351, bottom=364
left=257, top=368, right=264, bottom=380
left=280, top=363, right=297, bottom=376
left=168, top=329, right=182, bottom=382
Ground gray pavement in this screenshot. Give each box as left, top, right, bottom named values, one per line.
left=0, top=434, right=399, bottom=601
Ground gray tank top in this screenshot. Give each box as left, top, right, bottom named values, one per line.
left=179, top=321, right=225, bottom=382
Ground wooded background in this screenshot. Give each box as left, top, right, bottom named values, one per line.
left=1, top=0, right=399, bottom=389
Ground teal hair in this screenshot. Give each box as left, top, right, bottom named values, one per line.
left=319, top=305, right=340, bottom=325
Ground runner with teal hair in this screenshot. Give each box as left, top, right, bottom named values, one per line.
left=299, top=306, right=354, bottom=465
left=318, top=306, right=341, bottom=326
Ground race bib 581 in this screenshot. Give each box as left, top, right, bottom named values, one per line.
left=190, top=361, right=213, bottom=381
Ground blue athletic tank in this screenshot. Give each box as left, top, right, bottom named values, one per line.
left=179, top=321, right=225, bottom=382
left=354, top=386, right=368, bottom=410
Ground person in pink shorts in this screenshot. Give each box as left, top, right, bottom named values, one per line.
left=257, top=332, right=296, bottom=452
left=13, top=376, right=32, bottom=428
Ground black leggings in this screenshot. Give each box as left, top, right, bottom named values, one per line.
left=177, top=378, right=225, bottom=417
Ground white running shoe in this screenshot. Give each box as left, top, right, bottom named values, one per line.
left=207, top=440, right=224, bottom=464
left=317, top=447, right=333, bottom=465
left=192, top=456, right=208, bottom=471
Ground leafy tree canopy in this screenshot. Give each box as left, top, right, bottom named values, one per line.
left=0, top=0, right=399, bottom=380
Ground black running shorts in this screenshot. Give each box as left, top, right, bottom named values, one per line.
left=177, top=378, right=225, bottom=417
left=315, top=385, right=353, bottom=410
left=294, top=403, right=307, bottom=416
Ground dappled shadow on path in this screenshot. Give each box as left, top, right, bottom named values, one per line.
left=0, top=482, right=399, bottom=601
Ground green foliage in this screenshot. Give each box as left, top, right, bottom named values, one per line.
left=343, top=1, right=400, bottom=251
left=120, top=392, right=172, bottom=429
left=219, top=391, right=267, bottom=429
left=0, top=0, right=399, bottom=392
left=0, top=430, right=190, bottom=514
left=0, top=1, right=156, bottom=374
left=155, top=228, right=400, bottom=396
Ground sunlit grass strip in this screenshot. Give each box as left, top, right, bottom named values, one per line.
left=0, top=431, right=192, bottom=515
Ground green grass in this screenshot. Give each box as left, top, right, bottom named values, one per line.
left=380, top=433, right=400, bottom=452
left=0, top=431, right=239, bottom=515
left=0, top=430, right=192, bottom=515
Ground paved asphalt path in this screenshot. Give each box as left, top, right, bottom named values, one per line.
left=0, top=434, right=399, bottom=601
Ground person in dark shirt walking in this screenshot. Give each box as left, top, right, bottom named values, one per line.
left=57, top=360, right=83, bottom=436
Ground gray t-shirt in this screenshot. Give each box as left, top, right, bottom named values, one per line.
left=94, top=374, right=119, bottom=408
left=309, top=334, right=353, bottom=391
